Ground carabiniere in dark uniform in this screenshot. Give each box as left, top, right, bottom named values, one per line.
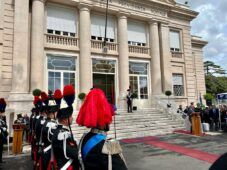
left=0, top=98, right=8, bottom=164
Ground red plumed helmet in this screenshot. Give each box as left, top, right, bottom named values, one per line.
left=41, top=92, right=48, bottom=101
left=63, top=85, right=75, bottom=96
left=54, top=89, right=63, bottom=99
left=0, top=98, right=6, bottom=105
left=33, top=96, right=40, bottom=105
left=76, top=88, right=113, bottom=128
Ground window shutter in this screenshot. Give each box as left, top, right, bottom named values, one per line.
left=172, top=74, right=183, bottom=85
left=128, top=21, right=147, bottom=43
left=47, top=5, right=77, bottom=33
left=91, top=14, right=115, bottom=39
left=170, top=31, right=180, bottom=49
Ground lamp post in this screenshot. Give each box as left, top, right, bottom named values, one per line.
left=103, top=0, right=109, bottom=53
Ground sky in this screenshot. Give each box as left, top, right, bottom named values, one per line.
left=176, top=0, right=227, bottom=72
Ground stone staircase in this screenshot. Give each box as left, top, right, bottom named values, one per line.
left=71, top=108, right=185, bottom=140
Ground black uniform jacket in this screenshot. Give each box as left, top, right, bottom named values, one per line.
left=41, top=118, right=57, bottom=169
left=81, top=131, right=128, bottom=170
left=0, top=116, right=8, bottom=144
left=35, top=115, right=46, bottom=144
left=52, top=124, right=79, bottom=169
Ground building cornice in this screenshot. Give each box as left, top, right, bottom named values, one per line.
left=169, top=4, right=199, bottom=21
left=191, top=36, right=208, bottom=48
left=32, top=0, right=47, bottom=3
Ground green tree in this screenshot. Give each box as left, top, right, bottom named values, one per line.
left=204, top=61, right=226, bottom=76
left=204, top=61, right=227, bottom=95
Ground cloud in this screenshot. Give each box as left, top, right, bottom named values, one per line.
left=176, top=0, right=227, bottom=72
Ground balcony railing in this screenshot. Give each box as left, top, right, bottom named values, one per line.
left=129, top=45, right=150, bottom=55
left=45, top=34, right=78, bottom=47
left=171, top=51, right=183, bottom=58
left=91, top=40, right=118, bottom=52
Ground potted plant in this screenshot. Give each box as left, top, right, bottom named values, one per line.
left=78, top=92, right=86, bottom=101
left=165, top=90, right=172, bottom=108
left=203, top=93, right=214, bottom=106
left=77, top=92, right=86, bottom=110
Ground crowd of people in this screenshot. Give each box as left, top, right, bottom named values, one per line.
left=177, top=102, right=227, bottom=132
left=27, top=85, right=127, bottom=170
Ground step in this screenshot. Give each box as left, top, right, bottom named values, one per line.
left=71, top=107, right=184, bottom=140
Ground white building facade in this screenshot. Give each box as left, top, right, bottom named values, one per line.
left=0, top=0, right=207, bottom=116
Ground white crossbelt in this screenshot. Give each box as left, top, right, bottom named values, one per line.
left=43, top=145, right=52, bottom=153
left=61, top=159, right=73, bottom=170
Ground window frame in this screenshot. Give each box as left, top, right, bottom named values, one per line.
left=172, top=73, right=185, bottom=97
left=46, top=54, right=77, bottom=92
left=127, top=19, right=149, bottom=47
left=45, top=3, right=78, bottom=37
left=169, top=29, right=182, bottom=52
left=129, top=61, right=150, bottom=100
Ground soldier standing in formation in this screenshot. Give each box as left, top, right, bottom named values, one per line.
left=0, top=98, right=7, bottom=164
left=77, top=88, right=128, bottom=170
left=52, top=85, right=80, bottom=170
left=40, top=96, right=59, bottom=170
left=28, top=85, right=127, bottom=170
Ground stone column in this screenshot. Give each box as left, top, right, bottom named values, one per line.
left=8, top=0, right=33, bottom=117
left=160, top=22, right=172, bottom=92
left=11, top=0, right=30, bottom=93
left=79, top=4, right=92, bottom=93
left=118, top=13, right=129, bottom=98
left=149, top=20, right=162, bottom=95
left=30, top=0, right=45, bottom=91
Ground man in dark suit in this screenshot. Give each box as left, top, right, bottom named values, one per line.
left=126, top=89, right=133, bottom=113
left=209, top=105, right=219, bottom=131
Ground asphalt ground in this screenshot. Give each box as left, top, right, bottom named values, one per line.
left=1, top=132, right=227, bottom=170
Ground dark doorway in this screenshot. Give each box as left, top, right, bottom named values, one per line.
left=93, top=74, right=115, bottom=104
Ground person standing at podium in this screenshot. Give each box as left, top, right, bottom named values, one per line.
left=0, top=98, right=8, bottom=163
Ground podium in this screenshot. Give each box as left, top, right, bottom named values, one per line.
left=191, top=112, right=202, bottom=136
left=12, top=124, right=25, bottom=154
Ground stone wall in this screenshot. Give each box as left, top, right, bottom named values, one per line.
left=0, top=0, right=14, bottom=98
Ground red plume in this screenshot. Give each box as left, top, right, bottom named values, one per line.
left=76, top=89, right=113, bottom=128
left=0, top=98, right=6, bottom=105
left=33, top=96, right=40, bottom=105
left=54, top=89, right=63, bottom=99
left=41, top=92, right=48, bottom=101
left=63, top=85, right=75, bottom=97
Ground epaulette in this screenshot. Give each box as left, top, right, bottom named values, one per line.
left=57, top=131, right=71, bottom=141
left=46, top=121, right=57, bottom=129
left=41, top=119, right=46, bottom=125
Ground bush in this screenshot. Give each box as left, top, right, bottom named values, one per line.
left=203, top=93, right=215, bottom=100
left=33, top=89, right=41, bottom=96
left=132, top=92, right=138, bottom=99
left=165, top=90, right=172, bottom=96
left=78, top=93, right=86, bottom=100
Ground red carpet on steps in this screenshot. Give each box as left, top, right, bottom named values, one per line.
left=122, top=136, right=220, bottom=163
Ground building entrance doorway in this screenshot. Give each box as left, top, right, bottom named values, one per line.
left=92, top=58, right=116, bottom=104
left=93, top=74, right=115, bottom=104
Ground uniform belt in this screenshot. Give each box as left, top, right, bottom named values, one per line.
left=43, top=145, right=51, bottom=153
left=61, top=159, right=73, bottom=170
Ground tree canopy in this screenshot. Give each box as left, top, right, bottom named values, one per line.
left=204, top=61, right=226, bottom=75
left=204, top=61, right=227, bottom=95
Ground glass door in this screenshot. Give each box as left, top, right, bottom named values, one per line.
left=93, top=74, right=115, bottom=104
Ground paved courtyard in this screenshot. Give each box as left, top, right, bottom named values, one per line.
left=1, top=132, right=227, bottom=170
